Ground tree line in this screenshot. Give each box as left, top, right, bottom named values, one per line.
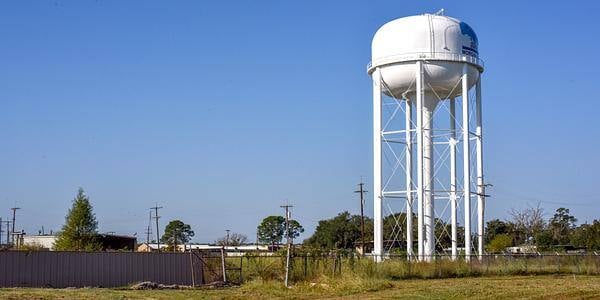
left=49, top=188, right=600, bottom=253
left=302, top=205, right=600, bottom=253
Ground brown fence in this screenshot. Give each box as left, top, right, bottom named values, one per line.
left=0, top=251, right=205, bottom=288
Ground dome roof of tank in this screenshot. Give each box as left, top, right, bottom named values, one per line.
left=369, top=14, right=483, bottom=74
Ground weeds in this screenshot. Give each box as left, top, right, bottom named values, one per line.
left=216, top=254, right=600, bottom=286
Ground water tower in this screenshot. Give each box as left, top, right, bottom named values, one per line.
left=368, top=12, right=486, bottom=262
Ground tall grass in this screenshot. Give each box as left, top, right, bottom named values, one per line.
left=216, top=254, right=600, bottom=285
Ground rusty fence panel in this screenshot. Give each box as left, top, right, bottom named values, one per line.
left=0, top=251, right=203, bottom=288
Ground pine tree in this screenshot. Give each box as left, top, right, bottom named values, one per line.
left=161, top=220, right=194, bottom=251
left=54, top=188, right=101, bottom=251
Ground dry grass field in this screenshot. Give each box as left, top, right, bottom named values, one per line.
left=1, top=275, right=599, bottom=299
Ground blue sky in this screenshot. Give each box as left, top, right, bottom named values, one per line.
left=0, top=1, right=599, bottom=243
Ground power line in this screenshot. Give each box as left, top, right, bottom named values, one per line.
left=150, top=205, right=163, bottom=252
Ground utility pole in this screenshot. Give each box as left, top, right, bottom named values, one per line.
left=280, top=204, right=294, bottom=244
left=145, top=210, right=152, bottom=244
left=280, top=204, right=293, bottom=288
left=150, top=205, right=163, bottom=252
left=0, top=217, right=2, bottom=246
left=225, top=229, right=230, bottom=247
left=355, top=181, right=368, bottom=255
left=10, top=207, right=20, bottom=245
left=4, top=220, right=11, bottom=245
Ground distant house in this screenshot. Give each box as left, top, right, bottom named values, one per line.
left=21, top=235, right=57, bottom=250
left=136, top=243, right=169, bottom=252
left=506, top=245, right=538, bottom=254
left=136, top=243, right=272, bottom=255
left=20, top=234, right=136, bottom=251
left=97, top=234, right=136, bottom=251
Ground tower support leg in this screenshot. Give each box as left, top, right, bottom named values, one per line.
left=450, top=98, right=458, bottom=261
left=415, top=61, right=424, bottom=261
left=405, top=99, right=413, bottom=260
left=422, top=97, right=436, bottom=262
left=476, top=78, right=484, bottom=261
left=373, top=69, right=383, bottom=262
left=462, top=64, right=472, bottom=261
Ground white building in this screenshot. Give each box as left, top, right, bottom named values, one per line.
left=137, top=243, right=271, bottom=255
left=21, top=235, right=57, bottom=250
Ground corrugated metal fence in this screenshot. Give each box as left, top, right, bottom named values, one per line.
left=0, top=251, right=204, bottom=288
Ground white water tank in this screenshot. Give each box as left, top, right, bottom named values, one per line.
left=368, top=14, right=483, bottom=99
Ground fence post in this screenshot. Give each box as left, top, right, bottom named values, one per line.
left=332, top=253, right=337, bottom=276
left=284, top=243, right=291, bottom=287
left=469, top=256, right=473, bottom=274
left=221, top=247, right=227, bottom=283
left=189, top=251, right=196, bottom=287
left=303, top=255, right=307, bottom=279
left=239, top=256, right=243, bottom=283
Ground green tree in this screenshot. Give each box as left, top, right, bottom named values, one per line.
left=286, top=219, right=305, bottom=241
left=548, top=207, right=577, bottom=245
left=534, top=230, right=554, bottom=251
left=161, top=220, right=195, bottom=251
left=383, top=212, right=463, bottom=252
left=383, top=212, right=415, bottom=242
left=304, top=211, right=366, bottom=249
left=571, top=220, right=600, bottom=250
left=257, top=216, right=304, bottom=247
left=54, top=188, right=101, bottom=251
left=257, top=216, right=285, bottom=247
left=487, top=234, right=513, bottom=253
left=485, top=219, right=511, bottom=244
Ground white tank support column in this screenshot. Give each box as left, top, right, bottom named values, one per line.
left=405, top=98, right=413, bottom=260
left=475, top=78, right=485, bottom=261
left=462, top=64, right=472, bottom=261
left=372, top=69, right=383, bottom=263
left=423, top=95, right=436, bottom=262
left=415, top=61, right=424, bottom=261
left=449, top=98, right=458, bottom=261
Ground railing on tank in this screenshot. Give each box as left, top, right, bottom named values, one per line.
left=367, top=52, right=484, bottom=74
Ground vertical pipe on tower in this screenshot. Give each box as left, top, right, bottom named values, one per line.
left=373, top=69, right=383, bottom=262
left=449, top=98, right=458, bottom=261
left=475, top=78, right=484, bottom=261
left=415, top=61, right=424, bottom=261
left=405, top=98, right=413, bottom=260
left=423, top=97, right=435, bottom=262
left=462, top=64, right=472, bottom=261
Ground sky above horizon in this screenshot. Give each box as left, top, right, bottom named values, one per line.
left=1, top=1, right=599, bottom=243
